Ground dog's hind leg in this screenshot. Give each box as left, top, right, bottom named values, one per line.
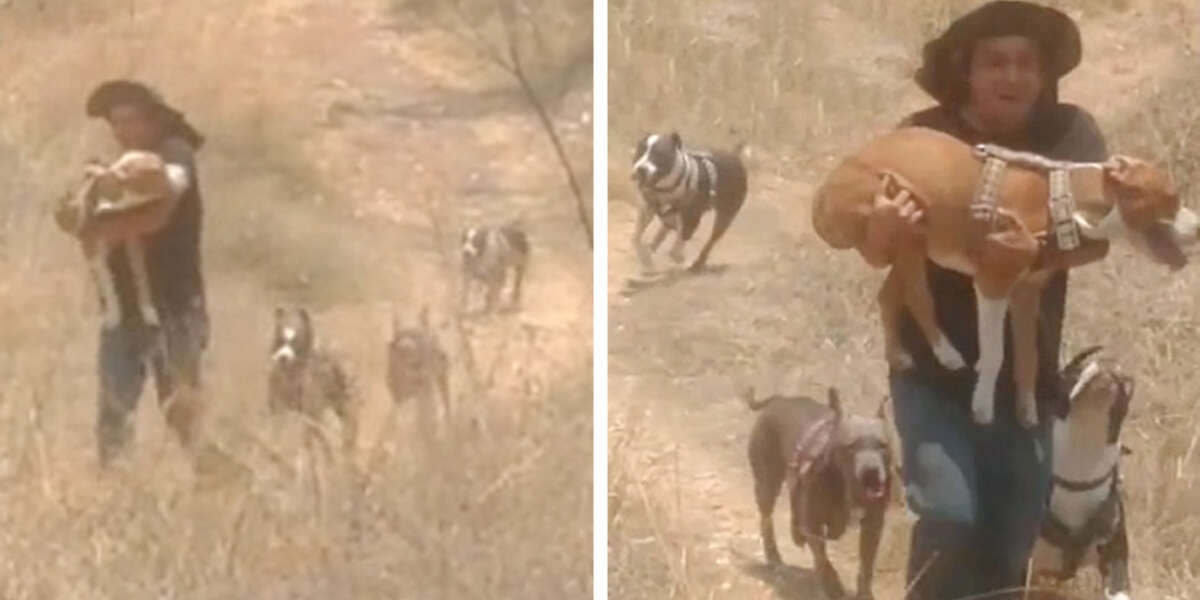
left=898, top=251, right=964, bottom=371
left=509, top=260, right=527, bottom=308
left=1009, top=280, right=1044, bottom=429
left=126, top=239, right=159, bottom=327
left=89, top=244, right=122, bottom=329
left=688, top=200, right=741, bottom=273
left=753, top=470, right=784, bottom=566
left=878, top=267, right=912, bottom=370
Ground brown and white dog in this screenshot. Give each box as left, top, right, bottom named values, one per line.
left=460, top=223, right=529, bottom=314
left=268, top=307, right=358, bottom=452
left=386, top=306, right=451, bottom=420
left=1030, top=346, right=1134, bottom=600
left=630, top=132, right=748, bottom=273
left=744, top=386, right=892, bottom=600
left=55, top=150, right=183, bottom=329
left=811, top=126, right=1198, bottom=428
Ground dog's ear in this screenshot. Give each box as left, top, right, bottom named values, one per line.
left=1060, top=345, right=1104, bottom=391
left=1103, top=155, right=1134, bottom=184
left=668, top=131, right=682, bottom=149
left=632, top=136, right=648, bottom=162
left=827, top=387, right=843, bottom=420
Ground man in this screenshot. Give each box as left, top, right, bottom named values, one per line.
left=862, top=3, right=1110, bottom=597
left=81, top=80, right=210, bottom=467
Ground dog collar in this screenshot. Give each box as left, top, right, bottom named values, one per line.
left=1053, top=463, right=1117, bottom=493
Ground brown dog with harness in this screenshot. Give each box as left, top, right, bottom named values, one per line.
left=744, top=386, right=893, bottom=599
left=811, top=125, right=1198, bottom=429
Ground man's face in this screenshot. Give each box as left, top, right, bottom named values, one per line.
left=966, top=35, right=1045, bottom=136
left=106, top=103, right=159, bottom=150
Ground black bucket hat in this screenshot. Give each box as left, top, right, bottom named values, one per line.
left=85, top=79, right=205, bottom=150
left=914, top=1, right=1082, bottom=107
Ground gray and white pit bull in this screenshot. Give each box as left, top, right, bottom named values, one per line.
left=744, top=385, right=893, bottom=599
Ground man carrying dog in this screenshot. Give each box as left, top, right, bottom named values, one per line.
left=76, top=80, right=211, bottom=468
left=863, top=3, right=1110, bottom=597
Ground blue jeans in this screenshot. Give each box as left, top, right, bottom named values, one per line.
left=97, top=300, right=208, bottom=465
left=890, top=370, right=1052, bottom=599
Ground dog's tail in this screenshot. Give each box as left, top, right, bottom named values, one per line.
left=739, top=385, right=771, bottom=411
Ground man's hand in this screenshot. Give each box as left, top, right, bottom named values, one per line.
left=860, top=174, right=925, bottom=268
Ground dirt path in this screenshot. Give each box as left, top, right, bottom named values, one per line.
left=607, top=5, right=1181, bottom=598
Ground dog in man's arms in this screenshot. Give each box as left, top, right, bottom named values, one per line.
left=743, top=385, right=893, bottom=600
left=54, top=150, right=187, bottom=329
left=1029, top=345, right=1135, bottom=600
left=810, top=125, right=1199, bottom=430
left=630, top=132, right=748, bottom=273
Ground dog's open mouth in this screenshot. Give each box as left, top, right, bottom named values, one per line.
left=859, top=469, right=888, bottom=502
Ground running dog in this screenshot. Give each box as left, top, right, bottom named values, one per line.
left=386, top=306, right=451, bottom=420
left=630, top=132, right=748, bottom=273
left=267, top=307, right=358, bottom=451
left=744, top=385, right=892, bottom=599
left=460, top=222, right=529, bottom=314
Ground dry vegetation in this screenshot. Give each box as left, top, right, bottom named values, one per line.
left=0, top=0, right=591, bottom=597
left=609, top=0, right=1200, bottom=598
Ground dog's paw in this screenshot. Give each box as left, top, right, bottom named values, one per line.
left=635, top=244, right=655, bottom=269
left=668, top=249, right=685, bottom=265
left=1016, top=394, right=1039, bottom=429
left=971, top=386, right=995, bottom=425
left=931, top=337, right=966, bottom=371
left=885, top=348, right=915, bottom=371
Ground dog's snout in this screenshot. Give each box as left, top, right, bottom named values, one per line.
left=271, top=345, right=296, bottom=364
left=1172, top=207, right=1200, bottom=245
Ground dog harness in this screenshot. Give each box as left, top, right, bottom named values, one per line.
left=646, top=153, right=718, bottom=225
left=1039, top=466, right=1122, bottom=580
left=970, top=143, right=1082, bottom=251
left=787, top=414, right=836, bottom=488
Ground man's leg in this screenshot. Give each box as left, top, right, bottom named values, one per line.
left=890, top=371, right=982, bottom=600
left=976, top=408, right=1054, bottom=596
left=97, top=322, right=149, bottom=466
left=151, top=303, right=207, bottom=452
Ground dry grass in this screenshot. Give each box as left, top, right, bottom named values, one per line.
left=609, top=0, right=1200, bottom=598
left=0, top=0, right=590, bottom=598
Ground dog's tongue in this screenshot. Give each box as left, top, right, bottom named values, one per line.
left=1145, top=223, right=1187, bottom=271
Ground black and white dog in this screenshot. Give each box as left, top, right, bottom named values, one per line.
left=268, top=307, right=358, bottom=452
left=460, top=222, right=529, bottom=313
left=1030, top=345, right=1134, bottom=600
left=630, top=132, right=748, bottom=273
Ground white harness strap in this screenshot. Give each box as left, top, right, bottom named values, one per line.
left=970, top=143, right=1083, bottom=250
left=971, top=155, right=1006, bottom=225
left=1048, top=169, right=1081, bottom=250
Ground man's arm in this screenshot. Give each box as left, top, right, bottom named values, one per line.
left=84, top=141, right=194, bottom=240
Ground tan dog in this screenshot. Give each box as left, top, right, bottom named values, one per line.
left=55, top=150, right=178, bottom=329
left=811, top=126, right=1198, bottom=428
